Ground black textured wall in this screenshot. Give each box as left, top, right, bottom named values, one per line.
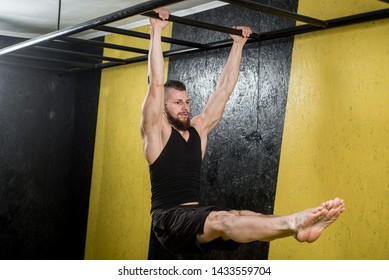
left=0, top=36, right=101, bottom=259
left=149, top=0, right=298, bottom=260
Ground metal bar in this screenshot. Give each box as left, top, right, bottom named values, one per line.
left=256, top=8, right=389, bottom=41
left=32, top=46, right=126, bottom=63
left=142, top=11, right=262, bottom=39
left=0, top=0, right=185, bottom=56
left=221, top=0, right=327, bottom=27
left=95, top=37, right=253, bottom=70
left=0, top=59, right=70, bottom=72
left=57, top=0, right=62, bottom=30
left=57, top=37, right=149, bottom=54
left=8, top=53, right=96, bottom=69
left=90, top=40, right=233, bottom=71
left=93, top=39, right=240, bottom=71
left=90, top=8, right=389, bottom=71
left=96, top=55, right=149, bottom=69
left=94, top=25, right=208, bottom=49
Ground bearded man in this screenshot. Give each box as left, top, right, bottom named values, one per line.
left=140, top=8, right=345, bottom=254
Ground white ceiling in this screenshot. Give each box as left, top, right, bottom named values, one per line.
left=0, top=0, right=227, bottom=39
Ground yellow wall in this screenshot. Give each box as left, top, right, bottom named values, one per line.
left=84, top=24, right=172, bottom=259
left=270, top=0, right=389, bottom=259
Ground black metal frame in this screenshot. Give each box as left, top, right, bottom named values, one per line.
left=0, top=0, right=388, bottom=72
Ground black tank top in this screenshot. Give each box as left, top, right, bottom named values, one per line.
left=149, top=126, right=202, bottom=212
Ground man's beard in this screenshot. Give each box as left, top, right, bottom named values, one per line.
left=165, top=109, right=191, bottom=131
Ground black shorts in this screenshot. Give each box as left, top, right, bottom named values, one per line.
left=151, top=205, right=240, bottom=255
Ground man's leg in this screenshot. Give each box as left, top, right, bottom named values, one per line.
left=197, top=197, right=345, bottom=244
left=228, top=210, right=266, bottom=216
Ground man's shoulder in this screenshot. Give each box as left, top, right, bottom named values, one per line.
left=190, top=117, right=204, bottom=134
left=190, top=114, right=204, bottom=127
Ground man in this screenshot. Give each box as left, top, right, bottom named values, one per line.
left=140, top=8, right=345, bottom=254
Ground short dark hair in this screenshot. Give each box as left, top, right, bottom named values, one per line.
left=164, top=80, right=186, bottom=91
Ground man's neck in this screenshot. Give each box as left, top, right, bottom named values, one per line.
left=172, top=125, right=189, bottom=132
left=171, top=125, right=190, bottom=140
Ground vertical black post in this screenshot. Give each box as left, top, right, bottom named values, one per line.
left=57, top=0, right=62, bottom=30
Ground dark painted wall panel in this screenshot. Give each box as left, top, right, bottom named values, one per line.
left=149, top=0, right=298, bottom=260
left=69, top=70, right=101, bottom=256
left=0, top=36, right=101, bottom=259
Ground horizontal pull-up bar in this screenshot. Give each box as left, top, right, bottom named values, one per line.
left=0, top=58, right=70, bottom=72
left=257, top=8, right=389, bottom=41
left=8, top=53, right=96, bottom=69
left=91, top=37, right=254, bottom=71
left=57, top=37, right=149, bottom=54
left=221, top=0, right=328, bottom=27
left=0, top=0, right=184, bottom=56
left=33, top=46, right=126, bottom=64
left=94, top=25, right=207, bottom=49
left=142, top=11, right=262, bottom=40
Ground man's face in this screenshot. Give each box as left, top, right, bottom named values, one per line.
left=164, top=88, right=190, bottom=131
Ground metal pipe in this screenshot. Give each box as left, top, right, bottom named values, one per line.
left=257, top=8, right=389, bottom=41
left=57, top=37, right=149, bottom=54
left=57, top=0, right=62, bottom=30
left=92, top=40, right=242, bottom=71
left=221, top=0, right=327, bottom=27
left=0, top=59, right=70, bottom=72
left=0, top=0, right=185, bottom=56
left=142, top=11, right=262, bottom=39
left=94, top=25, right=207, bottom=49
left=33, top=46, right=126, bottom=63
left=8, top=53, right=96, bottom=69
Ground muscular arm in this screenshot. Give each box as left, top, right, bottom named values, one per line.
left=192, top=26, right=252, bottom=138
left=140, top=9, right=169, bottom=164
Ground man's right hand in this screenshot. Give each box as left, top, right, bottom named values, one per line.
left=150, top=8, right=170, bottom=29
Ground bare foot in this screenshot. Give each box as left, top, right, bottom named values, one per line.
left=295, top=198, right=345, bottom=243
